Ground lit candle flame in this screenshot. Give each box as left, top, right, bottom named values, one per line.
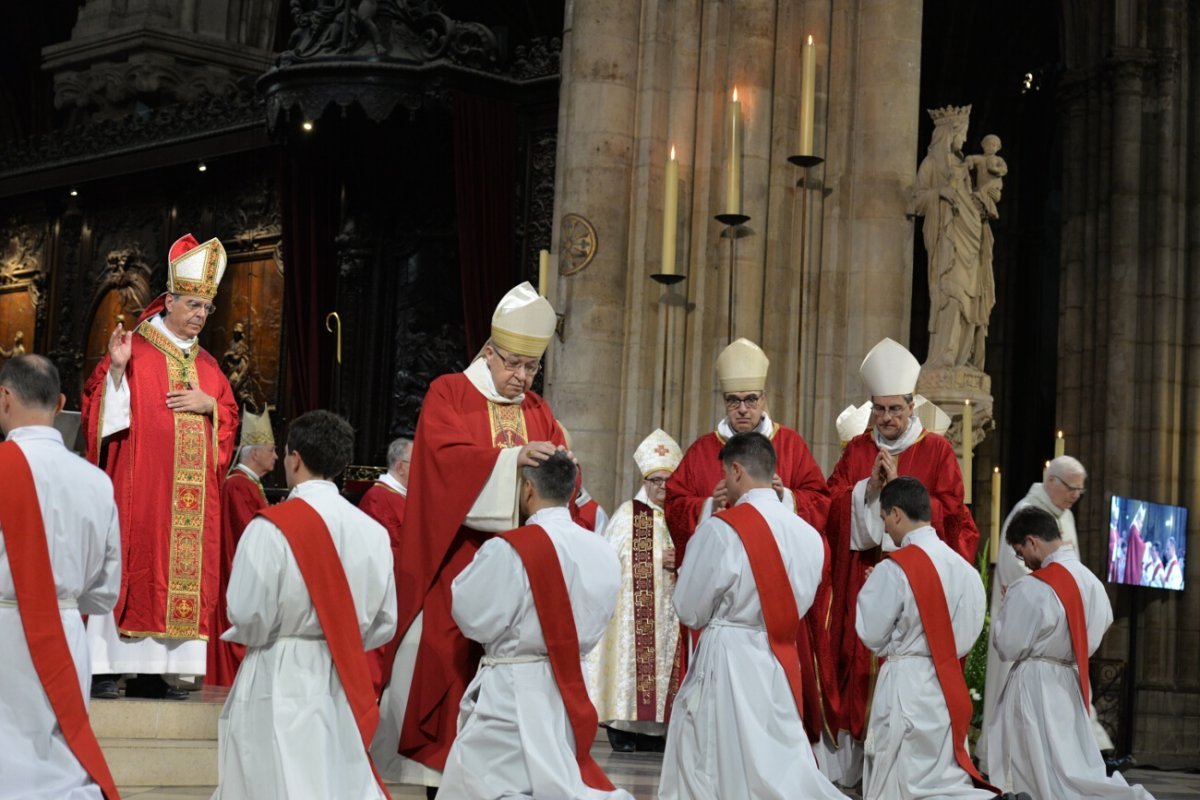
left=994, top=466, right=1000, bottom=474
left=807, top=34, right=813, bottom=45
left=670, top=145, right=676, bottom=160
left=1057, top=430, right=1063, bottom=438
left=732, top=87, right=738, bottom=102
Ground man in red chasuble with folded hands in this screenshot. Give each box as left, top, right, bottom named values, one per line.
left=82, top=233, right=239, bottom=700
left=372, top=281, right=572, bottom=797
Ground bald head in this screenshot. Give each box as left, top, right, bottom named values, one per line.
left=1044, top=455, right=1086, bottom=512
left=0, top=355, right=65, bottom=435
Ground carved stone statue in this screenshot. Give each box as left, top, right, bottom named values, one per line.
left=0, top=330, right=26, bottom=359
left=911, top=105, right=1003, bottom=372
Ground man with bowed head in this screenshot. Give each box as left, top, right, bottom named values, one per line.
left=824, top=337, right=979, bottom=784
left=986, top=507, right=1155, bottom=799
left=372, top=281, right=575, bottom=796
left=660, top=431, right=846, bottom=800
left=83, top=233, right=239, bottom=700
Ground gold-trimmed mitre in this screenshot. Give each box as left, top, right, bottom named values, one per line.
left=239, top=407, right=274, bottom=447
left=859, top=337, right=921, bottom=397
left=491, top=281, right=556, bottom=357
left=634, top=428, right=682, bottom=477
left=168, top=234, right=227, bottom=300
left=716, top=337, right=769, bottom=393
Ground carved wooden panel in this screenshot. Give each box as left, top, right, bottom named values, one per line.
left=200, top=249, right=285, bottom=414
left=0, top=285, right=34, bottom=367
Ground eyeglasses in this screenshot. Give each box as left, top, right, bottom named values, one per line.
left=491, top=346, right=541, bottom=377
left=871, top=402, right=909, bottom=418
left=724, top=393, right=761, bottom=410
left=1051, top=474, right=1086, bottom=494
left=643, top=476, right=668, bottom=487
left=181, top=298, right=217, bottom=314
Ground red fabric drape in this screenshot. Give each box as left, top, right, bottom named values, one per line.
left=453, top=94, right=518, bottom=356
left=281, top=146, right=339, bottom=415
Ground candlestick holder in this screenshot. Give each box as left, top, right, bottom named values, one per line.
left=713, top=214, right=753, bottom=341
left=789, top=154, right=826, bottom=430
left=650, top=272, right=688, bottom=428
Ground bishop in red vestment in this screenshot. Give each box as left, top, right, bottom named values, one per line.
left=82, top=234, right=238, bottom=693
left=663, top=338, right=836, bottom=744
left=359, top=435, right=411, bottom=694
left=825, top=338, right=979, bottom=781
left=371, top=282, right=572, bottom=791
left=207, top=407, right=276, bottom=687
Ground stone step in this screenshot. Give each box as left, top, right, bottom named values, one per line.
left=90, top=691, right=224, bottom=740
left=102, top=737, right=217, bottom=787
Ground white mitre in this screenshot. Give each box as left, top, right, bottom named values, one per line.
left=913, top=395, right=951, bottom=435
left=634, top=428, right=683, bottom=476
left=716, top=337, right=769, bottom=393
left=836, top=402, right=872, bottom=444
left=859, top=337, right=921, bottom=396
left=491, top=281, right=557, bottom=357
left=168, top=233, right=227, bottom=300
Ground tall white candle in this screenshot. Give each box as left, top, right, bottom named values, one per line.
left=662, top=146, right=679, bottom=274
left=726, top=88, right=742, bottom=216
left=799, top=35, right=816, bottom=156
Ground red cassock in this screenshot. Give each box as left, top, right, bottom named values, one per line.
left=390, top=372, right=569, bottom=770
left=825, top=429, right=979, bottom=740
left=81, top=295, right=238, bottom=641
left=206, top=468, right=267, bottom=686
left=358, top=480, right=406, bottom=696
left=663, top=422, right=839, bottom=741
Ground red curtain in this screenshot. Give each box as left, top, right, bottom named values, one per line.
left=281, top=143, right=339, bottom=416
left=453, top=94, right=518, bottom=356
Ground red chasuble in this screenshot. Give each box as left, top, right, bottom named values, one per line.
left=496, top=525, right=616, bottom=791
left=81, top=295, right=238, bottom=640
left=1122, top=521, right=1147, bottom=586
left=256, top=499, right=389, bottom=796
left=390, top=371, right=568, bottom=770
left=573, top=497, right=601, bottom=532
left=0, top=443, right=121, bottom=800
left=1032, top=562, right=1091, bottom=709
left=825, top=429, right=979, bottom=739
left=888, top=546, right=999, bottom=794
left=206, top=469, right=267, bottom=686
left=358, top=480, right=407, bottom=696
left=663, top=423, right=838, bottom=737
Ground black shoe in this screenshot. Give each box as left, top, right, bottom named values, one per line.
left=635, top=732, right=666, bottom=752
left=1105, top=754, right=1134, bottom=776
left=90, top=675, right=119, bottom=699
left=425, top=788, right=438, bottom=799
left=605, top=727, right=637, bottom=753
left=124, top=674, right=189, bottom=700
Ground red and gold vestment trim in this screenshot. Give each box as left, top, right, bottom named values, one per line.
left=631, top=500, right=658, bottom=721
left=487, top=400, right=528, bottom=447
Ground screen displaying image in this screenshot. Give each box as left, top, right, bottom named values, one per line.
left=1108, top=495, right=1187, bottom=591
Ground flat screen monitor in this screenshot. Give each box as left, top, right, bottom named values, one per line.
left=1108, top=495, right=1186, bottom=591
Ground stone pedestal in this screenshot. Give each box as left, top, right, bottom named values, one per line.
left=917, top=365, right=993, bottom=452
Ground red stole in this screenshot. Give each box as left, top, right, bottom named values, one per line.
left=629, top=500, right=660, bottom=721
left=0, top=442, right=121, bottom=799
left=888, top=545, right=998, bottom=793
left=256, top=499, right=389, bottom=797
left=714, top=503, right=808, bottom=725
left=1032, top=561, right=1091, bottom=708
left=496, top=525, right=615, bottom=791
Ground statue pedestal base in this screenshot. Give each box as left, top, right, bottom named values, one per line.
left=917, top=365, right=993, bottom=450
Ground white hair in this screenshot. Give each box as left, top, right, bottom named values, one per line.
left=1045, top=455, right=1086, bottom=481
left=386, top=437, right=413, bottom=469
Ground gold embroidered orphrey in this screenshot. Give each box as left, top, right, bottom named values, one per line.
left=133, top=321, right=209, bottom=639
left=631, top=500, right=658, bottom=720
left=487, top=400, right=529, bottom=448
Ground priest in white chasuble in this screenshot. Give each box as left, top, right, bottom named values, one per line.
left=586, top=428, right=684, bottom=752
left=986, top=507, right=1155, bottom=800
left=439, top=451, right=630, bottom=799
left=372, top=281, right=574, bottom=793
left=82, top=233, right=239, bottom=698
left=214, top=410, right=396, bottom=800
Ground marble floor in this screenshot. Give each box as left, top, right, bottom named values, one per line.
left=119, top=748, right=1200, bottom=799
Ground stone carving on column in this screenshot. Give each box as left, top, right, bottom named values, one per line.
left=559, top=213, right=597, bottom=276
left=911, top=104, right=1006, bottom=452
